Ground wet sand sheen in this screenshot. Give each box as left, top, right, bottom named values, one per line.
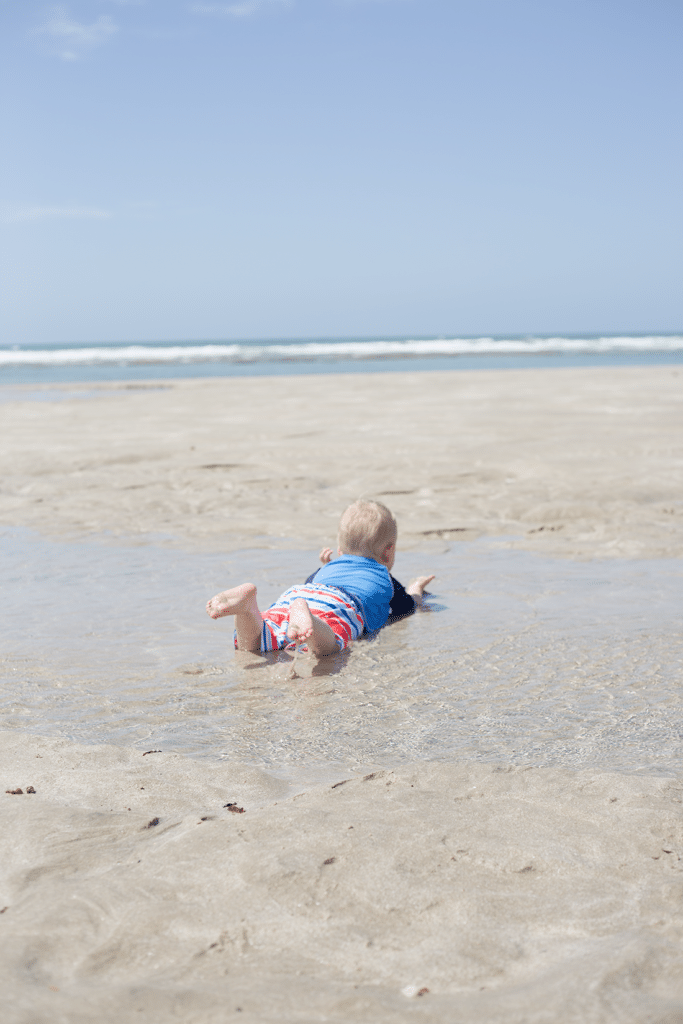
left=1, top=366, right=682, bottom=1022
left=2, top=365, right=682, bottom=559
left=2, top=733, right=682, bottom=1023
left=2, top=530, right=682, bottom=778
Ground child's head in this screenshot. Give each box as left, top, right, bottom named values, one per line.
left=338, top=500, right=397, bottom=568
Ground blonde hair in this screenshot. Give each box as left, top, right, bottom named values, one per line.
left=338, top=500, right=397, bottom=564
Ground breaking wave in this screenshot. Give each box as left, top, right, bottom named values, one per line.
left=1, top=335, right=682, bottom=367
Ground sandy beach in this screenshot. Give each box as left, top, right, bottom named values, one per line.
left=2, top=365, right=682, bottom=559
left=2, top=731, right=683, bottom=1024
left=2, top=365, right=683, bottom=1023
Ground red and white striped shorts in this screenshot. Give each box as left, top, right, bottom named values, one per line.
left=234, top=583, right=364, bottom=653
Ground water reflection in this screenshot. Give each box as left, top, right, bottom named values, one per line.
left=1, top=527, right=682, bottom=783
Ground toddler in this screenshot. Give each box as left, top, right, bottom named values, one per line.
left=206, top=500, right=434, bottom=657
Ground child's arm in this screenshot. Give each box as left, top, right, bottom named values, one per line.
left=319, top=547, right=433, bottom=609
left=304, top=546, right=335, bottom=586
left=388, top=573, right=434, bottom=618
left=405, top=575, right=435, bottom=608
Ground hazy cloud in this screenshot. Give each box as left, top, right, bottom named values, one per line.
left=335, top=0, right=413, bottom=5
left=2, top=206, right=113, bottom=223
left=190, top=1, right=291, bottom=18
left=36, top=6, right=119, bottom=61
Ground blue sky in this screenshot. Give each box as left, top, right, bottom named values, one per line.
left=1, top=0, right=681, bottom=344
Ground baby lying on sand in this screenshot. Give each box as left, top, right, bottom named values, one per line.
left=206, top=500, right=434, bottom=657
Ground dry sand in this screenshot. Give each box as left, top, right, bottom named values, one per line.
left=2, top=365, right=683, bottom=1022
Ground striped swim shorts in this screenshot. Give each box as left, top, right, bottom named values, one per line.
left=234, top=584, right=364, bottom=653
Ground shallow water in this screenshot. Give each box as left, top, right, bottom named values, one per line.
left=1, top=345, right=682, bottom=387
left=2, top=527, right=682, bottom=785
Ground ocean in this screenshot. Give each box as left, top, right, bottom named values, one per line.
left=1, top=332, right=682, bottom=385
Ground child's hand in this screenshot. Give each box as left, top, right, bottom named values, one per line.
left=406, top=575, right=435, bottom=606
left=319, top=547, right=334, bottom=564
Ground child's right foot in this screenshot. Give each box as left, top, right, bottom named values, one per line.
left=206, top=582, right=258, bottom=619
left=286, top=597, right=314, bottom=642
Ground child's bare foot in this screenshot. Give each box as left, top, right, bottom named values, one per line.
left=286, top=597, right=314, bottom=642
left=206, top=582, right=258, bottom=619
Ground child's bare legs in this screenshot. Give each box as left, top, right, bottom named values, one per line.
left=206, top=583, right=263, bottom=652
left=206, top=586, right=339, bottom=657
left=287, top=598, right=339, bottom=657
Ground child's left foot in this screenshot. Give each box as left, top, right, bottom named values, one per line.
left=287, top=598, right=314, bottom=643
left=206, top=582, right=258, bottom=620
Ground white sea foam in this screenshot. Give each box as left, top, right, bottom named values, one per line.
left=1, top=335, right=682, bottom=367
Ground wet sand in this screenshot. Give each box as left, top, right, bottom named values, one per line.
left=2, top=365, right=682, bottom=559
left=1, top=366, right=683, bottom=1022
left=2, top=733, right=683, bottom=1024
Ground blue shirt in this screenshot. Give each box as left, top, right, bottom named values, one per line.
left=310, top=555, right=393, bottom=633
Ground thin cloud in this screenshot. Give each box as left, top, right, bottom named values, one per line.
left=36, top=6, right=119, bottom=61
left=2, top=206, right=113, bottom=224
left=335, top=0, right=413, bottom=5
left=190, top=1, right=291, bottom=18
